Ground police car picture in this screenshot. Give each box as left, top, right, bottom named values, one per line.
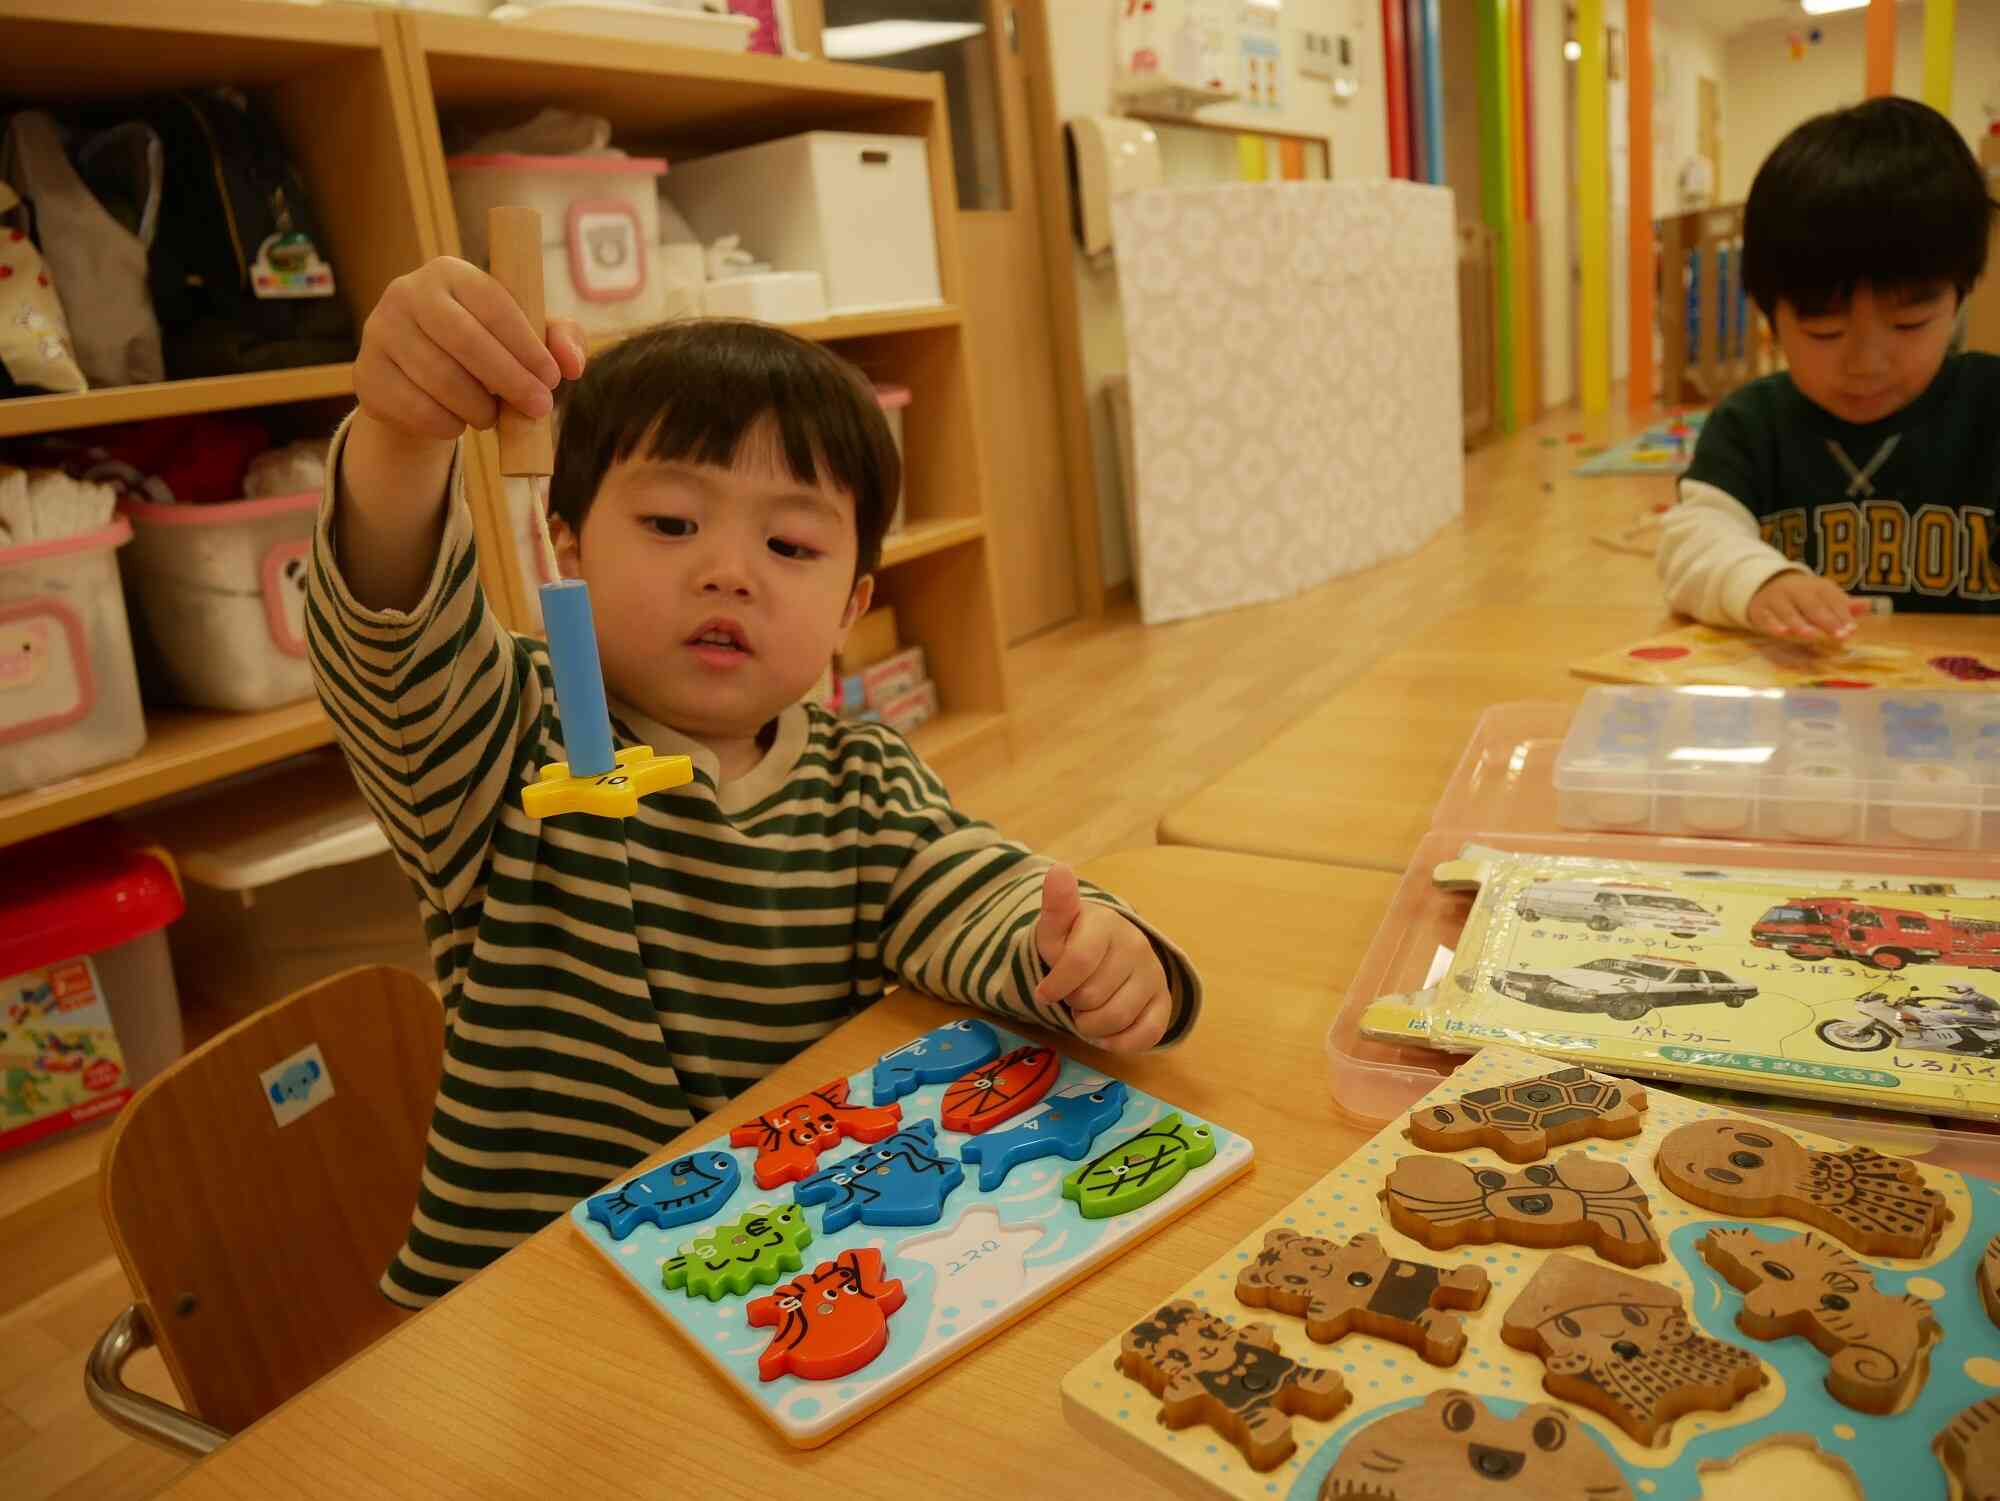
left=1493, top=955, right=1759, bottom=1022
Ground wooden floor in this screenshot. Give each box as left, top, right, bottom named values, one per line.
left=0, top=397, right=1669, bottom=1497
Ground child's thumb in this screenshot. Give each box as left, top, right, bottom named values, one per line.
left=1037, top=863, right=1082, bottom=965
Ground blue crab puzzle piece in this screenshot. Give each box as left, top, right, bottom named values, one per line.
left=793, top=1118, right=965, bottom=1233
left=586, top=1150, right=740, bottom=1240
left=869, top=1018, right=1001, bottom=1106
left=959, top=1079, right=1129, bottom=1191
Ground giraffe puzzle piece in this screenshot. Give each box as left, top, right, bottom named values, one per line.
left=869, top=1018, right=1001, bottom=1106
left=1063, top=1112, right=1215, bottom=1219
left=791, top=1118, right=965, bottom=1232
left=1382, top=1151, right=1664, bottom=1267
left=745, top=1247, right=907, bottom=1382
left=959, top=1078, right=1128, bottom=1191
left=728, top=1078, right=903, bottom=1189
left=1936, top=1396, right=2000, bottom=1501
left=1118, top=1299, right=1349, bottom=1473
left=1409, top=1065, right=1648, bottom=1164
left=1699, top=1226, right=1939, bottom=1414
left=1234, top=1227, right=1490, bottom=1366
left=521, top=744, right=694, bottom=820
left=661, top=1201, right=812, bottom=1301
left=1316, top=1388, right=1633, bottom=1501
left=584, top=1149, right=739, bottom=1240
left=939, top=1044, right=1059, bottom=1134
left=1656, top=1118, right=1951, bottom=1259
left=1981, top=1234, right=2000, bottom=1330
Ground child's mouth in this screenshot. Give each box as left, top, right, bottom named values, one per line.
left=687, top=620, right=751, bottom=665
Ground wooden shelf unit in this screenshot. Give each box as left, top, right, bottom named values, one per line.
left=0, top=364, right=355, bottom=440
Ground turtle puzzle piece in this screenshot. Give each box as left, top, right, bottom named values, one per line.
left=1317, top=1389, right=1633, bottom=1501
left=1118, top=1299, right=1349, bottom=1472
left=1409, top=1065, right=1648, bottom=1164
left=939, top=1044, right=1059, bottom=1134
left=792, top=1118, right=965, bottom=1232
left=959, top=1078, right=1129, bottom=1191
left=869, top=1018, right=1001, bottom=1106
left=728, top=1078, right=903, bottom=1189
left=662, top=1202, right=812, bottom=1301
left=745, top=1247, right=908, bottom=1383
left=1382, top=1151, right=1664, bottom=1267
left=1936, top=1396, right=2000, bottom=1501
left=1063, top=1112, right=1215, bottom=1219
left=1234, top=1227, right=1490, bottom=1366
left=584, top=1149, right=740, bottom=1240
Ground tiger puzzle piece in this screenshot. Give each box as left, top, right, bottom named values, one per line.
left=791, top=1118, right=965, bottom=1232
left=728, top=1078, right=903, bottom=1190
left=584, top=1150, right=740, bottom=1240
left=1980, top=1235, right=2000, bottom=1330
left=1117, top=1299, right=1349, bottom=1472
left=1501, top=1253, right=1767, bottom=1445
left=1409, top=1066, right=1648, bottom=1165
left=939, top=1044, right=1060, bottom=1134
left=1656, top=1118, right=1950, bottom=1259
left=1382, top=1152, right=1664, bottom=1268
left=744, top=1247, right=907, bottom=1382
left=1234, top=1228, right=1490, bottom=1366
left=661, top=1202, right=812, bottom=1301
left=1317, top=1388, right=1633, bottom=1501
left=1936, top=1396, right=2000, bottom=1501
left=959, top=1078, right=1129, bottom=1191
left=869, top=1018, right=1001, bottom=1106
left=1063, top=1112, right=1216, bottom=1219
left=1698, top=1226, right=1938, bottom=1414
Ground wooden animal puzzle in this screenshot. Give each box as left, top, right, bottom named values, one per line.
left=570, top=1020, right=1251, bottom=1444
left=1571, top=622, right=2000, bottom=692
left=1061, top=1045, right=2000, bottom=1501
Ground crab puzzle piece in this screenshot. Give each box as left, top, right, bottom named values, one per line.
left=792, top=1118, right=965, bottom=1232
left=585, top=1149, right=740, bottom=1240
left=939, top=1044, right=1059, bottom=1134
left=1062, top=1112, right=1215, bottom=1219
left=662, top=1202, right=812, bottom=1301
left=959, top=1078, right=1128, bottom=1191
left=745, top=1247, right=907, bottom=1382
left=1382, top=1151, right=1664, bottom=1268
left=1982, top=1235, right=2000, bottom=1330
left=1234, top=1227, right=1489, bottom=1366
left=1936, top=1396, right=2000, bottom=1501
left=729, top=1077, right=903, bottom=1190
left=1409, top=1065, right=1648, bottom=1164
left=869, top=1018, right=1001, bottom=1106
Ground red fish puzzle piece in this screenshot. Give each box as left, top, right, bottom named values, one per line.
left=746, top=1247, right=908, bottom=1382
left=728, top=1078, right=902, bottom=1189
left=1931, top=655, right=2000, bottom=683
left=940, top=1045, right=1059, bottom=1134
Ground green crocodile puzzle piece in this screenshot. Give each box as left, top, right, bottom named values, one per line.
left=1062, top=1112, right=1216, bottom=1220
left=661, top=1202, right=813, bottom=1301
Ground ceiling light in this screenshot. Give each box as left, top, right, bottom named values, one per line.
left=1564, top=39, right=1582, bottom=60
left=822, top=20, right=986, bottom=60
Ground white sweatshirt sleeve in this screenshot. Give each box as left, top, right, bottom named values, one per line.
left=1656, top=479, right=1807, bottom=627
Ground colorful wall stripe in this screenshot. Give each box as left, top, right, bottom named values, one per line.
left=1578, top=0, right=1610, bottom=414
left=1507, top=0, right=1534, bottom=424
left=1405, top=0, right=1429, bottom=184
left=1478, top=0, right=1517, bottom=430
left=1418, top=0, right=1446, bottom=184
left=1866, top=0, right=1896, bottom=98
left=1383, top=0, right=1412, bottom=178
left=1924, top=0, right=1955, bottom=114
left=1627, top=0, right=1654, bottom=417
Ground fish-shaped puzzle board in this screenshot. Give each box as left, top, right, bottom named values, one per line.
left=1061, top=1043, right=2000, bottom=1501
left=571, top=1020, right=1251, bottom=1445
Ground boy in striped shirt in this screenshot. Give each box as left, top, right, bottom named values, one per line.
left=311, top=259, right=1203, bottom=1307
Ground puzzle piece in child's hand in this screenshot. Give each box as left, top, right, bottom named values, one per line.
left=791, top=1118, right=965, bottom=1232
left=1982, top=1235, right=2000, bottom=1330
left=1233, top=1228, right=1489, bottom=1366
left=939, top=1044, right=1059, bottom=1133
left=869, top=1018, right=1001, bottom=1106
left=585, top=1149, right=740, bottom=1240
left=1698, top=1226, right=1938, bottom=1414
left=662, top=1202, right=812, bottom=1300
left=959, top=1078, right=1128, bottom=1191
left=1382, top=1151, right=1664, bottom=1267
left=1408, top=1066, right=1648, bottom=1164
left=1117, top=1299, right=1348, bottom=1472
left=1063, top=1112, right=1216, bottom=1219
left=745, top=1247, right=907, bottom=1382
left=728, top=1077, right=903, bottom=1189
left=1316, top=1388, right=1634, bottom=1500
left=1656, top=1118, right=1950, bottom=1259
left=1501, top=1254, right=1767, bottom=1445
left=1936, top=1396, right=2000, bottom=1501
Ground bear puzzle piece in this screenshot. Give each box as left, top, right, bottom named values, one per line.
left=870, top=1018, right=1001, bottom=1106
left=662, top=1202, right=812, bottom=1301
left=585, top=1150, right=740, bottom=1240
left=1409, top=1065, right=1648, bottom=1164
left=792, top=1118, right=965, bottom=1232
left=1382, top=1151, right=1664, bottom=1267
left=1063, top=1112, right=1216, bottom=1219
left=1316, top=1388, right=1633, bottom=1501
left=960, top=1078, right=1129, bottom=1191
left=939, top=1044, right=1060, bottom=1134
left=1936, top=1396, right=2000, bottom=1501
left=1981, top=1235, right=2000, bottom=1330
left=1234, top=1227, right=1490, bottom=1366
left=745, top=1247, right=907, bottom=1382
left=728, top=1078, right=903, bottom=1189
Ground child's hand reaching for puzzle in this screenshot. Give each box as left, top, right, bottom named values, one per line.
left=1747, top=571, right=1870, bottom=644
left=1034, top=864, right=1172, bottom=1053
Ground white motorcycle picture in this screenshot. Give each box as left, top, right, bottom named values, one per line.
left=1816, top=983, right=2000, bottom=1058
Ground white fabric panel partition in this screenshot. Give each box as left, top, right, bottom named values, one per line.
left=1111, top=180, right=1463, bottom=625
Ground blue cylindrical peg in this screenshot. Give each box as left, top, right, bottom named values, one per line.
left=539, top=579, right=616, bottom=778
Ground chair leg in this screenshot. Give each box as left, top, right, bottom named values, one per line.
left=85, top=1304, right=229, bottom=1459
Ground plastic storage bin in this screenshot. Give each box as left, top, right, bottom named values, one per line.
left=666, top=132, right=943, bottom=315
left=0, top=520, right=146, bottom=796
left=119, top=492, right=318, bottom=712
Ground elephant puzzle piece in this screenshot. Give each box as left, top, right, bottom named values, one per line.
left=959, top=1078, right=1128, bottom=1190
left=744, top=1247, right=907, bottom=1383
left=1936, top=1396, right=2000, bottom=1501
left=1117, top=1299, right=1349, bottom=1472
left=1698, top=1226, right=1938, bottom=1413
left=1501, top=1253, right=1767, bottom=1445
left=584, top=1150, right=740, bottom=1240
left=662, top=1202, right=812, bottom=1301
left=1382, top=1151, right=1664, bottom=1267
left=1409, top=1066, right=1648, bottom=1164
left=1981, top=1235, right=2000, bottom=1330
left=728, top=1078, right=903, bottom=1189
left=1234, top=1228, right=1490, bottom=1366
left=791, top=1118, right=965, bottom=1232
left=939, top=1044, right=1059, bottom=1133
left=870, top=1018, right=1001, bottom=1106
left=1656, top=1118, right=1951, bottom=1259
left=1316, top=1388, right=1633, bottom=1501
left=1063, top=1112, right=1216, bottom=1219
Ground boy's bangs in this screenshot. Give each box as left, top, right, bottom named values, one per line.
left=1765, top=189, right=1974, bottom=319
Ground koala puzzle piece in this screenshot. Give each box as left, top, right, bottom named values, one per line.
left=1316, top=1388, right=1633, bottom=1501
left=1501, top=1253, right=1767, bottom=1445
left=585, top=1150, right=740, bottom=1240
left=662, top=1202, right=812, bottom=1301
left=745, top=1247, right=907, bottom=1383
left=1117, top=1299, right=1349, bottom=1473
left=1981, top=1234, right=2000, bottom=1330
left=1063, top=1112, right=1215, bottom=1219
left=791, top=1118, right=965, bottom=1232
left=1698, top=1226, right=1939, bottom=1414
left=1936, top=1396, right=2000, bottom=1501
left=728, top=1078, right=903, bottom=1189
left=1236, top=1227, right=1489, bottom=1366
left=1409, top=1065, right=1648, bottom=1164
left=869, top=1018, right=1001, bottom=1106
left=1382, top=1151, right=1664, bottom=1268
left=959, top=1078, right=1129, bottom=1191
left=939, top=1044, right=1059, bottom=1134
left=1656, top=1118, right=1951, bottom=1259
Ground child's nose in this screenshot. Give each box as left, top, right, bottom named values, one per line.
left=695, top=544, right=756, bottom=598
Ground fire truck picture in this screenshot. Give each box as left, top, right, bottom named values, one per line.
left=1750, top=897, right=2000, bottom=973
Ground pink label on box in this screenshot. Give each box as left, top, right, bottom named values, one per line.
left=0, top=597, right=93, bottom=746
left=262, top=539, right=311, bottom=658
left=567, top=200, right=649, bottom=304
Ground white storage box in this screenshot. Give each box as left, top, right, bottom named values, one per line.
left=667, top=133, right=944, bottom=315
left=119, top=492, right=317, bottom=713
left=0, top=520, right=146, bottom=796
left=875, top=383, right=909, bottom=533
left=490, top=2, right=756, bottom=49
left=700, top=271, right=826, bottom=324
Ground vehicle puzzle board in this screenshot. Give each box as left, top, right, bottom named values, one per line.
left=1061, top=1043, right=2000, bottom=1501
left=570, top=1019, right=1252, bottom=1445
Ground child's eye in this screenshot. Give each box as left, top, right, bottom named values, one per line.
left=1894, top=319, right=1935, bottom=333
left=1802, top=328, right=1843, bottom=342
left=644, top=516, right=695, bottom=538
left=769, top=538, right=821, bottom=561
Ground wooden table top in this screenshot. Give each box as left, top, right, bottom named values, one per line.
left=1157, top=604, right=1988, bottom=874
left=166, top=847, right=1400, bottom=1500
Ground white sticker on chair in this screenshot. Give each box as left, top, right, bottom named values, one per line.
left=260, top=1042, right=334, bottom=1127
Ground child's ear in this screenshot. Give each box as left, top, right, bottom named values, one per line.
left=840, top=574, right=874, bottom=629
left=548, top=511, right=582, bottom=580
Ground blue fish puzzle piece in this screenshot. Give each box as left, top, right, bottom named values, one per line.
left=793, top=1118, right=965, bottom=1233
left=586, top=1150, right=741, bottom=1241
left=870, top=1018, right=1001, bottom=1106
left=959, top=1079, right=1129, bottom=1191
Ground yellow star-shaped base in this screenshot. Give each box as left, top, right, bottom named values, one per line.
left=520, top=744, right=694, bottom=820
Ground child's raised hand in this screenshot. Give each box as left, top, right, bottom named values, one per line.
left=1747, top=571, right=1869, bottom=642
left=1033, top=863, right=1172, bottom=1053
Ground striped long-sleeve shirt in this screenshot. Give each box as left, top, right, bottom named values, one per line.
left=307, top=428, right=1202, bottom=1307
